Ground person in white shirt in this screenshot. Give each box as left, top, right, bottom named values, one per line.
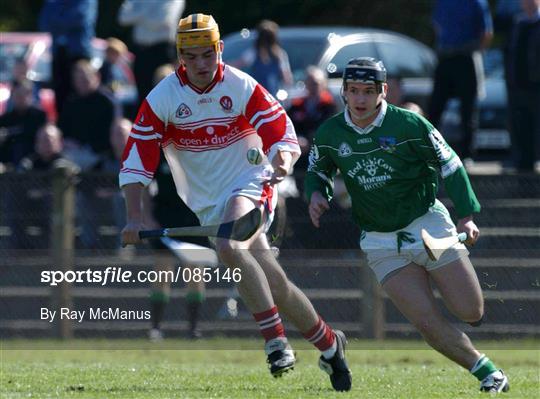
left=118, top=0, right=185, bottom=104
left=119, top=13, right=351, bottom=391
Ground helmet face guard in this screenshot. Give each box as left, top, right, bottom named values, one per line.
left=177, top=13, right=220, bottom=54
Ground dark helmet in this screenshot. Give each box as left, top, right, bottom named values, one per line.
left=342, top=57, right=387, bottom=92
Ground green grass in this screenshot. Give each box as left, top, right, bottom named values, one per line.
left=1, top=339, right=538, bottom=398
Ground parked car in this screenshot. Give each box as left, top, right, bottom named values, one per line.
left=224, top=27, right=509, bottom=153
left=222, top=26, right=436, bottom=108
left=0, top=32, right=137, bottom=121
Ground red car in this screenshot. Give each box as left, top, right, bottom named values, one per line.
left=0, top=32, right=137, bottom=121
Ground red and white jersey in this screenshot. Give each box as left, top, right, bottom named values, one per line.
left=119, top=64, right=300, bottom=213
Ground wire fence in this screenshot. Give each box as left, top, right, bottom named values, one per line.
left=0, top=168, right=539, bottom=343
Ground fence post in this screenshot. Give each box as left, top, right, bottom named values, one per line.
left=361, top=265, right=385, bottom=339
left=50, top=162, right=78, bottom=339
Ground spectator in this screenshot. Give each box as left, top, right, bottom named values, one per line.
left=506, top=0, right=540, bottom=171
left=39, top=0, right=97, bottom=115
left=58, top=60, right=119, bottom=171
left=386, top=77, right=425, bottom=116
left=6, top=124, right=70, bottom=249
left=402, top=102, right=425, bottom=116
left=0, top=80, right=47, bottom=169
left=495, top=0, right=523, bottom=41
left=93, top=117, right=132, bottom=251
left=110, top=118, right=131, bottom=163
left=58, top=60, right=118, bottom=249
left=288, top=66, right=336, bottom=175
left=11, top=58, right=29, bottom=85
left=240, top=20, right=293, bottom=97
left=118, top=0, right=185, bottom=104
left=428, top=0, right=493, bottom=163
left=99, top=38, right=129, bottom=94
left=6, top=58, right=40, bottom=111
left=18, top=123, right=67, bottom=171
left=101, top=117, right=132, bottom=173
left=153, top=64, right=175, bottom=85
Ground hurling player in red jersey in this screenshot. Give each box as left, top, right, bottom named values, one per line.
left=119, top=13, right=351, bottom=391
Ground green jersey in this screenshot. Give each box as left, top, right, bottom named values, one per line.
left=305, top=102, right=481, bottom=232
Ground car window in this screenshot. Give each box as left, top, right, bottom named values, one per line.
left=29, top=46, right=52, bottom=83
left=223, top=37, right=254, bottom=63
left=0, top=43, right=29, bottom=82
left=224, top=36, right=328, bottom=81
left=280, top=39, right=328, bottom=79
left=374, top=38, right=435, bottom=78
left=483, top=49, right=504, bottom=79
left=322, top=41, right=378, bottom=78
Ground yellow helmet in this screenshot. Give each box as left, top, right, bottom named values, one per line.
left=176, top=13, right=220, bottom=53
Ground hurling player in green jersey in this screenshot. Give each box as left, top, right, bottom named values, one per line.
left=305, top=58, right=509, bottom=394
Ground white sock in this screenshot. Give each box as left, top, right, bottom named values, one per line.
left=321, top=340, right=337, bottom=360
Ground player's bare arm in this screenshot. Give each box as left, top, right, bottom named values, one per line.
left=121, top=183, right=145, bottom=246
left=270, top=150, right=292, bottom=184
left=309, top=191, right=330, bottom=228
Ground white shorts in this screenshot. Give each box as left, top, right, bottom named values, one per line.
left=196, top=175, right=278, bottom=235
left=360, top=200, right=469, bottom=284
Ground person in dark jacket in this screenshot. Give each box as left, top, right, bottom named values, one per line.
left=0, top=80, right=47, bottom=169
left=506, top=0, right=540, bottom=171
left=58, top=60, right=119, bottom=171
left=39, top=0, right=97, bottom=115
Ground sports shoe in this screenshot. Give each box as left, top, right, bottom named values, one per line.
left=480, top=370, right=509, bottom=393
left=265, top=337, right=295, bottom=377
left=318, top=330, right=352, bottom=391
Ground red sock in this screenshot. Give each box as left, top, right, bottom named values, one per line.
left=253, top=306, right=285, bottom=342
left=302, top=316, right=335, bottom=351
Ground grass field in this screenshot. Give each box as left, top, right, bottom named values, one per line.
left=1, top=339, right=538, bottom=398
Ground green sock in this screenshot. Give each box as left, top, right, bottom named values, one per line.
left=186, top=291, right=204, bottom=334
left=470, top=354, right=498, bottom=381
left=150, top=291, right=169, bottom=330
left=186, top=291, right=205, bottom=304
left=150, top=290, right=170, bottom=304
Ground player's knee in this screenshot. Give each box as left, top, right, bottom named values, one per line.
left=459, top=306, right=484, bottom=325
left=214, top=238, right=245, bottom=263
left=463, top=305, right=484, bottom=326
left=468, top=315, right=484, bottom=327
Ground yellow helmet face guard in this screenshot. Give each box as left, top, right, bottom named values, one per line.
left=177, top=13, right=220, bottom=54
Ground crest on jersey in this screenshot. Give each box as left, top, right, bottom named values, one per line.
left=378, top=136, right=397, bottom=153
left=220, top=95, right=233, bottom=111
left=176, top=103, right=192, bottom=119
left=338, top=142, right=353, bottom=157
